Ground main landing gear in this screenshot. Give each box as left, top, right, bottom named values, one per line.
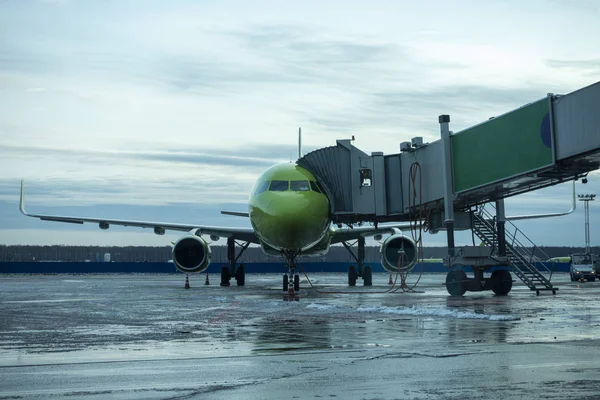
left=343, top=237, right=372, bottom=287
left=282, top=250, right=300, bottom=301
left=220, top=237, right=250, bottom=287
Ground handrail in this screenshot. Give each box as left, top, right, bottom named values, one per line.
left=473, top=210, right=554, bottom=289
left=479, top=205, right=554, bottom=278
left=506, top=181, right=576, bottom=221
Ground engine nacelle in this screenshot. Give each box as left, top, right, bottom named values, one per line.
left=380, top=234, right=418, bottom=272
left=172, top=235, right=211, bottom=274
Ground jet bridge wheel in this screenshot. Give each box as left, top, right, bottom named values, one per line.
left=363, top=265, right=372, bottom=286
left=348, top=265, right=358, bottom=286
left=446, top=270, right=467, bottom=296
left=491, top=269, right=512, bottom=296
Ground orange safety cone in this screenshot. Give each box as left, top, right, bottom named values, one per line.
left=389, top=273, right=394, bottom=285
left=205, top=273, right=210, bottom=285
left=185, top=274, right=190, bottom=289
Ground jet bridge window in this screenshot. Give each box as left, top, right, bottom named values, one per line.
left=290, top=180, right=310, bottom=192
left=309, top=181, right=322, bottom=193
left=269, top=180, right=289, bottom=191
left=360, top=169, right=372, bottom=187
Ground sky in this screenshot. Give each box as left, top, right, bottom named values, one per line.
left=0, top=0, right=599, bottom=249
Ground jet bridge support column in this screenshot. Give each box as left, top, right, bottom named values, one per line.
left=496, top=199, right=507, bottom=256
left=439, top=115, right=455, bottom=257
left=357, top=236, right=365, bottom=277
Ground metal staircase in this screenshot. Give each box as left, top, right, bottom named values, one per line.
left=472, top=205, right=557, bottom=295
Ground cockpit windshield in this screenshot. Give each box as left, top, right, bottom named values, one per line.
left=262, top=180, right=324, bottom=193
left=254, top=180, right=270, bottom=195
left=269, top=180, right=289, bottom=191
left=290, top=180, right=310, bottom=191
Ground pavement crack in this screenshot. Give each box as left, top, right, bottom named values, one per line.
left=349, top=350, right=493, bottom=364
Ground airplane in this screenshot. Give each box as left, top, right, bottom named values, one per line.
left=19, top=136, right=419, bottom=293
left=19, top=135, right=579, bottom=294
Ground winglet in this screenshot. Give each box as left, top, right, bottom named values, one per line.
left=19, top=180, right=28, bottom=215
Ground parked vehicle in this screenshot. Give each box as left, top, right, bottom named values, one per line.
left=570, top=253, right=596, bottom=282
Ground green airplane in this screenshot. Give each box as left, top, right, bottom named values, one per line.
left=20, top=160, right=417, bottom=292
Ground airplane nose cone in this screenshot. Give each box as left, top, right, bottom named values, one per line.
left=256, top=195, right=329, bottom=250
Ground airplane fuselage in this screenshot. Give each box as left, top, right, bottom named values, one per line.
left=248, top=163, right=330, bottom=254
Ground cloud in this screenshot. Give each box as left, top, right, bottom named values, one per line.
left=236, top=24, right=396, bottom=66
left=0, top=143, right=277, bottom=187
left=546, top=59, right=600, bottom=79
left=297, top=84, right=547, bottom=144
left=1, top=177, right=255, bottom=208
left=1, top=1, right=599, bottom=246
left=0, top=144, right=284, bottom=168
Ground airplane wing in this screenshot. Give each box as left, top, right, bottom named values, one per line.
left=330, top=223, right=415, bottom=244
left=19, top=181, right=259, bottom=244
left=220, top=211, right=250, bottom=217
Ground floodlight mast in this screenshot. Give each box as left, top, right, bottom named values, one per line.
left=578, top=194, right=596, bottom=254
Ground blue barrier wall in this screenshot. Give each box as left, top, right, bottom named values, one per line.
left=0, top=261, right=570, bottom=274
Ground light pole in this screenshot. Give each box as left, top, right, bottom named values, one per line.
left=578, top=194, right=596, bottom=254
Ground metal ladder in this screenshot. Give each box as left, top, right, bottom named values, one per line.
left=472, top=205, right=557, bottom=295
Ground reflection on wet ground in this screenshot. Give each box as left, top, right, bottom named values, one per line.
left=1, top=273, right=599, bottom=399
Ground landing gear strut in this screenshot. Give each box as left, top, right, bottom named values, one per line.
left=282, top=250, right=300, bottom=301
left=220, top=237, right=250, bottom=287
left=342, top=237, right=372, bottom=286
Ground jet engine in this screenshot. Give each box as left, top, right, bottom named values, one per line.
left=380, top=234, right=418, bottom=272
left=172, top=235, right=211, bottom=274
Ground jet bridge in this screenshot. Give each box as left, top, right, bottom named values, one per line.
left=298, top=80, right=600, bottom=225
left=298, top=80, right=600, bottom=295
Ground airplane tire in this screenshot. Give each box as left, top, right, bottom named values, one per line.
left=220, top=266, right=231, bottom=286
left=348, top=265, right=358, bottom=286
left=283, top=274, right=289, bottom=291
left=446, top=270, right=467, bottom=296
left=491, top=269, right=512, bottom=296
left=235, top=264, right=245, bottom=286
left=294, top=274, right=300, bottom=292
left=363, top=265, right=372, bottom=286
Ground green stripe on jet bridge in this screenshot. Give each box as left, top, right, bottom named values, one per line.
left=451, top=98, right=553, bottom=193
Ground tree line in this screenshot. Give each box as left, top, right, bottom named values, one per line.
left=1, top=245, right=597, bottom=263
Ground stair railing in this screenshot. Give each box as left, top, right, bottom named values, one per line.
left=478, top=204, right=554, bottom=281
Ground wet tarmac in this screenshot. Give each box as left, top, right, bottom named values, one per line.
left=1, top=273, right=600, bottom=399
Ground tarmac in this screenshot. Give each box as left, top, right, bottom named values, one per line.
left=1, top=272, right=600, bottom=399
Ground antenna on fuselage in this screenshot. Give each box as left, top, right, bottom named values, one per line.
left=298, top=127, right=302, bottom=160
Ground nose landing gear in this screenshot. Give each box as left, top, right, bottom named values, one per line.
left=283, top=251, right=300, bottom=301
